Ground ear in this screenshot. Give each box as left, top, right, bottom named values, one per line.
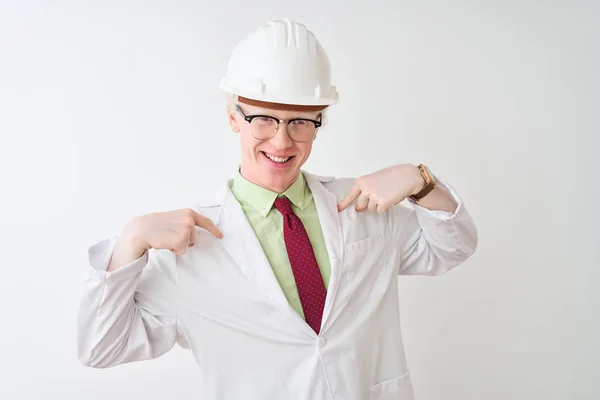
left=227, top=108, right=240, bottom=133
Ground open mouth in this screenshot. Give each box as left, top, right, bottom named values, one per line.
left=261, top=152, right=295, bottom=164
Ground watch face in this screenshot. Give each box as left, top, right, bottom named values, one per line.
left=424, top=166, right=435, bottom=183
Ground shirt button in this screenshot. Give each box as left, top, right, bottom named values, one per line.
left=317, top=337, right=326, bottom=347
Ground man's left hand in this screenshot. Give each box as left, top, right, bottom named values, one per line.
left=337, top=164, right=424, bottom=213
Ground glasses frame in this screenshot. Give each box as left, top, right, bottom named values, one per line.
left=236, top=105, right=322, bottom=143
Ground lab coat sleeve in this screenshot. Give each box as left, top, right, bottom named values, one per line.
left=388, top=178, right=478, bottom=275
left=77, top=236, right=179, bottom=368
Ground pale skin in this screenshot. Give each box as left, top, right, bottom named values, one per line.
left=337, top=164, right=458, bottom=214
left=107, top=100, right=457, bottom=272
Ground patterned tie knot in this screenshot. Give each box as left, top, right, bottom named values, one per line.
left=273, top=196, right=294, bottom=215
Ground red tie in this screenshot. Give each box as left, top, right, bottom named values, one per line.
left=274, top=196, right=327, bottom=334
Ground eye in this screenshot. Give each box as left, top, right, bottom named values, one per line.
left=290, top=119, right=309, bottom=126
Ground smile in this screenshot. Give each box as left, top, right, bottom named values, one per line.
left=262, top=152, right=294, bottom=164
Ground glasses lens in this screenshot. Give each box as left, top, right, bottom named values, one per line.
left=250, top=117, right=278, bottom=139
left=288, top=120, right=317, bottom=142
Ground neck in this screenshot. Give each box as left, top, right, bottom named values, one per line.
left=239, top=167, right=299, bottom=194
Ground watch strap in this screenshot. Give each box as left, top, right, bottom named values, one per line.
left=409, top=164, right=435, bottom=202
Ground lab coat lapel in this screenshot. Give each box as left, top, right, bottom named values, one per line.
left=215, top=182, right=316, bottom=337
left=303, top=172, right=343, bottom=332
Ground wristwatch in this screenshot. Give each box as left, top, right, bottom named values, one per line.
left=409, top=164, right=436, bottom=202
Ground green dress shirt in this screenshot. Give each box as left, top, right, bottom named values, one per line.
left=230, top=171, right=331, bottom=319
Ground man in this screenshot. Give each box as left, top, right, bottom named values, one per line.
left=77, top=19, right=477, bottom=400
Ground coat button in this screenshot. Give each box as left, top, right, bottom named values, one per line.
left=317, top=337, right=326, bottom=347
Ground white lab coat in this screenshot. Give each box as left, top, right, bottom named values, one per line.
left=77, top=171, right=477, bottom=400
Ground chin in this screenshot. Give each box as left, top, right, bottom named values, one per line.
left=262, top=170, right=298, bottom=191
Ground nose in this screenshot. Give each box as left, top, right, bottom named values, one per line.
left=269, top=123, right=294, bottom=150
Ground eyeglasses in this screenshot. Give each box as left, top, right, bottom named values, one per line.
left=236, top=105, right=322, bottom=143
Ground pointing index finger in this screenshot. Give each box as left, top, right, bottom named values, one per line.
left=192, top=211, right=223, bottom=239
left=337, top=183, right=361, bottom=212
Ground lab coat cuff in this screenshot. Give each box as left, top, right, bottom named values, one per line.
left=408, top=177, right=464, bottom=222
left=408, top=177, right=478, bottom=254
left=86, top=236, right=148, bottom=284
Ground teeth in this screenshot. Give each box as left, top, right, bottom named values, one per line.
left=265, top=153, right=290, bottom=163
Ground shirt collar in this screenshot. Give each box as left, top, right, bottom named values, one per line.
left=232, top=170, right=309, bottom=217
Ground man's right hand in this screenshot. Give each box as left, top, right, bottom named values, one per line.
left=107, top=209, right=223, bottom=272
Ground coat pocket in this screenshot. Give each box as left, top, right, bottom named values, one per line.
left=343, top=235, right=388, bottom=299
left=368, top=372, right=415, bottom=400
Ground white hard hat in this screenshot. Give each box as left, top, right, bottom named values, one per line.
left=220, top=19, right=339, bottom=106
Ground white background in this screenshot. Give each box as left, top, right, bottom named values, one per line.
left=1, top=1, right=598, bottom=399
